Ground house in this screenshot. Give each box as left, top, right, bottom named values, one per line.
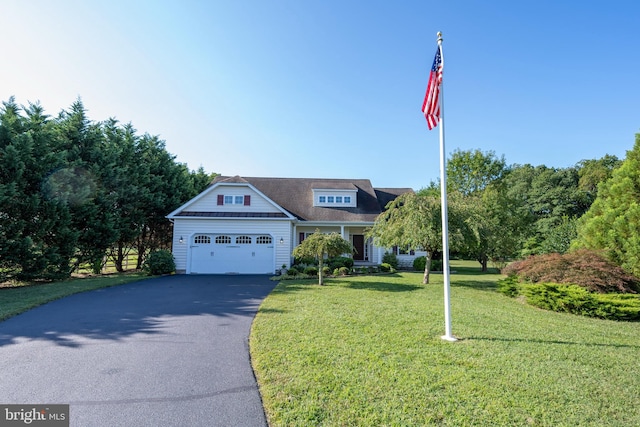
left=167, top=176, right=424, bottom=274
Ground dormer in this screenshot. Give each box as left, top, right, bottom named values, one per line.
left=312, top=188, right=358, bottom=208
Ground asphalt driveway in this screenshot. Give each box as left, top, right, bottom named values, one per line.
left=0, top=275, right=277, bottom=426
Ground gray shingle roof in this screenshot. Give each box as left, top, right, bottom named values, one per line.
left=212, top=176, right=413, bottom=222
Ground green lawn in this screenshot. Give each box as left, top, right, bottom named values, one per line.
left=0, top=272, right=149, bottom=321
left=250, top=261, right=640, bottom=426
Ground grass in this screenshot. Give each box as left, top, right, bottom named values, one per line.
left=250, top=261, right=640, bottom=426
left=0, top=272, right=149, bottom=321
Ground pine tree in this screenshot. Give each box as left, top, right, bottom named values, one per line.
left=574, top=133, right=640, bottom=277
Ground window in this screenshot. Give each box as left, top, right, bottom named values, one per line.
left=215, top=235, right=231, bottom=244
left=314, top=192, right=356, bottom=206
left=220, top=195, right=251, bottom=205
left=257, top=236, right=272, bottom=244
left=194, top=235, right=211, bottom=244
left=236, top=235, right=252, bottom=244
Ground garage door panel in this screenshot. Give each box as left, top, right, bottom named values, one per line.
left=190, top=234, right=274, bottom=274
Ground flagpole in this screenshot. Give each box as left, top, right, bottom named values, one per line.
left=437, top=31, right=457, bottom=342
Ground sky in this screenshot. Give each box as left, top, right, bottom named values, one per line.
left=1, top=0, right=639, bottom=190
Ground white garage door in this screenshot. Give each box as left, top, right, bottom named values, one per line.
left=189, top=234, right=274, bottom=274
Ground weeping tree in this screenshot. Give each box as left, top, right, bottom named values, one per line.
left=292, top=230, right=353, bottom=285
left=367, top=190, right=468, bottom=284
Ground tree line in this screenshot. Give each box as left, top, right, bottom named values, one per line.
left=0, top=98, right=213, bottom=282
left=368, top=138, right=639, bottom=283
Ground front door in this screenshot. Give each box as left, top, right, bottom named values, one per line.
left=352, top=235, right=365, bottom=261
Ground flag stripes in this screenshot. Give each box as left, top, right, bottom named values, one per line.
left=422, top=46, right=443, bottom=130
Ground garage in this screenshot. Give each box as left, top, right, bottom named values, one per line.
left=189, top=234, right=275, bottom=274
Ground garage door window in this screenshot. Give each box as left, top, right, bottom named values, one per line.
left=194, top=235, right=211, bottom=244
left=215, top=235, right=231, bottom=244
left=236, top=235, right=252, bottom=244
left=257, top=236, right=272, bottom=244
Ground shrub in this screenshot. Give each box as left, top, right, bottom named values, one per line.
left=502, top=250, right=639, bottom=293
left=145, top=250, right=176, bottom=275
left=286, top=266, right=299, bottom=276
left=496, top=276, right=520, bottom=297
left=413, top=256, right=426, bottom=272
left=328, top=256, right=354, bottom=271
left=322, top=266, right=331, bottom=276
left=431, top=259, right=443, bottom=272
left=504, top=282, right=640, bottom=321
left=380, top=263, right=392, bottom=273
left=304, top=266, right=318, bottom=276
left=382, top=252, right=398, bottom=269
left=338, top=266, right=350, bottom=276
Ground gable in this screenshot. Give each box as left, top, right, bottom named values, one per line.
left=167, top=180, right=293, bottom=219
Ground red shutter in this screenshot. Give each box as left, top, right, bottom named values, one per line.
left=244, top=195, right=251, bottom=206
left=217, top=195, right=224, bottom=205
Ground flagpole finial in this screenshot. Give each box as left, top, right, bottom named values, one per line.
left=437, top=32, right=443, bottom=42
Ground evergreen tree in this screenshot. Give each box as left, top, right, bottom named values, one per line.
left=574, top=133, right=640, bottom=276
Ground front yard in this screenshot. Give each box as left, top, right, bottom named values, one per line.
left=250, top=261, right=640, bottom=426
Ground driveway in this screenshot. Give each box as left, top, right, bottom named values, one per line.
left=0, top=275, right=277, bottom=426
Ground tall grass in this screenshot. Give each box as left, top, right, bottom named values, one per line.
left=250, top=261, right=640, bottom=426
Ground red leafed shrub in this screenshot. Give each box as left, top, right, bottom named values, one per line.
left=503, top=250, right=639, bottom=294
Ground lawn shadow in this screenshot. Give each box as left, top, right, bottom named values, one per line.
left=451, top=278, right=498, bottom=291
left=344, top=280, right=421, bottom=292
left=466, top=335, right=640, bottom=350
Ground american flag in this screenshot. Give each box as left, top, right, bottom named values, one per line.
left=422, top=46, right=443, bottom=130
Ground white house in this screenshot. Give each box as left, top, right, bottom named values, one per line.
left=167, top=176, right=424, bottom=274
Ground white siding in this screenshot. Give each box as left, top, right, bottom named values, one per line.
left=185, top=185, right=282, bottom=213
left=172, top=218, right=292, bottom=274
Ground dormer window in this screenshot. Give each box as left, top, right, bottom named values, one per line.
left=312, top=189, right=357, bottom=207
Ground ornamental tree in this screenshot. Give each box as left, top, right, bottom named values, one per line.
left=292, top=230, right=353, bottom=285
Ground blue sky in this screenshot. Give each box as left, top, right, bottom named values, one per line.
left=2, top=0, right=639, bottom=190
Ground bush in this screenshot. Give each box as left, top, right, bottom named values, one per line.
left=496, top=276, right=520, bottom=297
left=501, top=281, right=640, bottom=321
left=322, top=266, right=331, bottom=276
left=304, top=266, right=318, bottom=276
left=382, top=252, right=398, bottom=269
left=338, top=266, right=350, bottom=276
left=380, top=263, right=392, bottom=273
left=328, top=256, right=354, bottom=271
left=502, top=250, right=639, bottom=293
left=430, top=259, right=443, bottom=272
left=413, top=256, right=426, bottom=272
left=286, top=266, right=299, bottom=276
left=145, top=250, right=176, bottom=275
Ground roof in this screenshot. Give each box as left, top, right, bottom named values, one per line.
left=209, top=176, right=413, bottom=223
